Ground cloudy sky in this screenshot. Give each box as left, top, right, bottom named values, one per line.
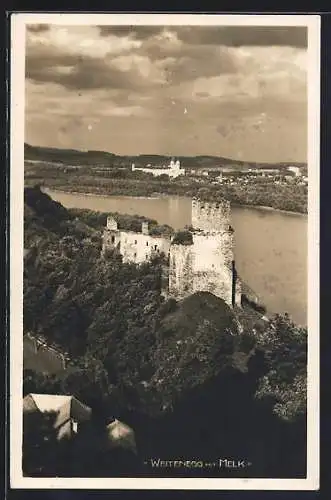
left=25, top=23, right=308, bottom=162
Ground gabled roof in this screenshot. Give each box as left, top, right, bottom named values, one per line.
left=24, top=393, right=92, bottom=429
left=23, top=393, right=39, bottom=413
left=106, top=418, right=136, bottom=452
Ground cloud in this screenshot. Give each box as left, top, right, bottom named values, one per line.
left=26, top=25, right=141, bottom=59
left=174, top=26, right=307, bottom=48
left=26, top=52, right=151, bottom=90
left=25, top=25, right=165, bottom=91
left=188, top=46, right=306, bottom=102
left=25, top=24, right=306, bottom=93
left=136, top=30, right=239, bottom=84
left=99, top=25, right=164, bottom=40
left=159, top=46, right=238, bottom=84
left=25, top=23, right=308, bottom=161
left=98, top=25, right=307, bottom=48
left=26, top=24, right=50, bottom=33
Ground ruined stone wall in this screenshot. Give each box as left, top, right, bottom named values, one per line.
left=192, top=265, right=233, bottom=307
left=102, top=228, right=121, bottom=256
left=190, top=232, right=234, bottom=306
left=191, top=198, right=231, bottom=232
left=220, top=230, right=235, bottom=268
left=120, top=232, right=171, bottom=264
left=168, top=244, right=194, bottom=300
left=106, top=216, right=118, bottom=231
left=235, top=275, right=242, bottom=306
left=168, top=236, right=235, bottom=307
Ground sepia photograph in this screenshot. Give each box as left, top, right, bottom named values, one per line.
left=10, top=13, right=320, bottom=490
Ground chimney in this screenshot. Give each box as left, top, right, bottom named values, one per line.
left=142, top=221, right=149, bottom=235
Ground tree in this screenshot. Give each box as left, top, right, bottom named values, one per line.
left=23, top=410, right=64, bottom=477
left=254, top=313, right=307, bottom=421
left=171, top=230, right=193, bottom=245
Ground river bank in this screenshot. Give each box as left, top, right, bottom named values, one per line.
left=43, top=187, right=307, bottom=217
left=231, top=203, right=307, bottom=217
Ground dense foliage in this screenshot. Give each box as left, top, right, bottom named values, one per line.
left=171, top=230, right=194, bottom=245
left=23, top=187, right=307, bottom=477
left=68, top=208, right=174, bottom=236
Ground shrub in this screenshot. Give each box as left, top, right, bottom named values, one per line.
left=171, top=230, right=193, bottom=245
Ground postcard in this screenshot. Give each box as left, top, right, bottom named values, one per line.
left=10, top=12, right=320, bottom=490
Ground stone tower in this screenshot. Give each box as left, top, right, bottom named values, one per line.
left=168, top=198, right=242, bottom=308
left=191, top=198, right=231, bottom=233
left=168, top=244, right=194, bottom=299
left=141, top=221, right=149, bottom=235
left=102, top=216, right=121, bottom=256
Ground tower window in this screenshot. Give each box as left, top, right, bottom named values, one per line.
left=134, top=252, right=137, bottom=259
left=146, top=241, right=149, bottom=246
left=111, top=235, right=115, bottom=244
left=134, top=240, right=137, bottom=244
left=154, top=245, right=157, bottom=250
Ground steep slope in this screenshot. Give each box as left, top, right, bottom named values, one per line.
left=24, top=186, right=95, bottom=247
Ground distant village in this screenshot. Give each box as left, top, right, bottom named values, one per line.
left=128, top=159, right=308, bottom=186
left=25, top=150, right=308, bottom=188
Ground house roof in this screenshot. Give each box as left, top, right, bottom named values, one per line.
left=24, top=393, right=92, bottom=429
left=106, top=418, right=136, bottom=452
left=23, top=393, right=39, bottom=413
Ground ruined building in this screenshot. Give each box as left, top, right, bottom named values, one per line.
left=102, top=217, right=171, bottom=263
left=102, top=198, right=242, bottom=308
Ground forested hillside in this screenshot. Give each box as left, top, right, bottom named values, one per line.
left=23, top=186, right=307, bottom=478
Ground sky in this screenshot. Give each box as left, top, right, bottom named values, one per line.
left=25, top=23, right=308, bottom=162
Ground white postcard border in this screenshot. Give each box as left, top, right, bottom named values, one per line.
left=10, top=12, right=320, bottom=491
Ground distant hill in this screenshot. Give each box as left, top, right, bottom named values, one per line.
left=24, top=143, right=307, bottom=171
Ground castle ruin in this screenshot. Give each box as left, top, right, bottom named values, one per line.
left=102, top=198, right=242, bottom=308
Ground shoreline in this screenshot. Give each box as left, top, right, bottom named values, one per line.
left=42, top=187, right=166, bottom=201
left=42, top=187, right=307, bottom=217
left=231, top=203, right=307, bottom=217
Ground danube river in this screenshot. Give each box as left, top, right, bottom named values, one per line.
left=45, top=189, right=308, bottom=326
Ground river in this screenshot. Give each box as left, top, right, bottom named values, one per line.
left=45, top=189, right=307, bottom=326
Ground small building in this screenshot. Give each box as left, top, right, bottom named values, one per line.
left=215, top=172, right=223, bottom=183
left=106, top=418, right=137, bottom=453
left=23, top=393, right=92, bottom=440
left=287, top=166, right=301, bottom=177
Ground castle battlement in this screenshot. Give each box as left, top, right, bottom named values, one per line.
left=191, top=198, right=231, bottom=233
